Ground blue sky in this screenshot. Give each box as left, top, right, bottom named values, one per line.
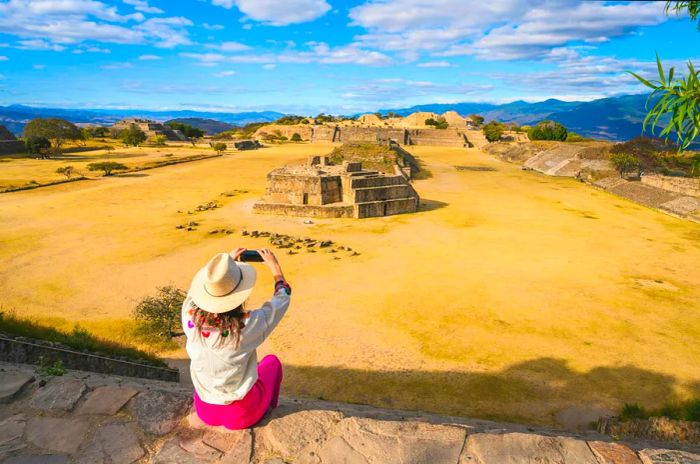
left=0, top=0, right=697, bottom=114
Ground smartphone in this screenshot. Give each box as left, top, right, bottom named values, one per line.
left=239, top=250, right=263, bottom=262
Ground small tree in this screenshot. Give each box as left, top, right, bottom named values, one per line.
left=24, top=136, right=52, bottom=158
left=527, top=120, right=568, bottom=141
left=88, top=161, right=128, bottom=176
left=92, top=126, right=109, bottom=139
left=610, top=153, right=641, bottom=178
left=425, top=117, right=448, bottom=129
left=23, top=118, right=81, bottom=154
left=56, top=166, right=74, bottom=179
left=483, top=121, right=504, bottom=142
left=469, top=114, right=485, bottom=126
left=290, top=133, right=302, bottom=142
left=119, top=124, right=147, bottom=147
left=133, top=285, right=186, bottom=341
left=151, top=135, right=167, bottom=146
left=212, top=142, right=227, bottom=154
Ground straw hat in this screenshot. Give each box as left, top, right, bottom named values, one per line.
left=189, top=253, right=257, bottom=314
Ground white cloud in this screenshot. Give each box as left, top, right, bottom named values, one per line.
left=122, top=0, right=163, bottom=14
left=202, top=23, right=224, bottom=31
left=138, top=54, right=162, bottom=60
left=33, top=64, right=45, bottom=69
left=16, top=39, right=66, bottom=51
left=417, top=61, right=451, bottom=68
left=101, top=62, right=133, bottom=70
left=0, top=56, right=7, bottom=61
left=211, top=0, right=331, bottom=26
left=263, top=63, right=276, bottom=70
left=0, top=0, right=191, bottom=49
left=206, top=41, right=251, bottom=52
left=214, top=70, right=237, bottom=77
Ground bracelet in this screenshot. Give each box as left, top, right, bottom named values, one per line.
left=274, top=279, right=292, bottom=295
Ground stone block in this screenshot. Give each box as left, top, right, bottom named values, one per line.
left=258, top=409, right=342, bottom=461
left=133, top=390, right=191, bottom=436
left=154, top=439, right=208, bottom=464
left=588, top=441, right=642, bottom=464
left=25, top=417, right=90, bottom=454
left=202, top=428, right=252, bottom=463
left=4, top=456, right=70, bottom=464
left=77, top=386, right=139, bottom=415
left=639, top=449, right=700, bottom=464
left=463, top=432, right=598, bottom=464
left=76, top=422, right=144, bottom=464
left=0, top=414, right=27, bottom=458
left=30, top=377, right=86, bottom=411
left=0, top=372, right=34, bottom=403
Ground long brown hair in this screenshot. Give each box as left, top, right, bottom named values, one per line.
left=191, top=303, right=247, bottom=349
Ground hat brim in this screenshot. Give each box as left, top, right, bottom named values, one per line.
left=188, top=261, right=257, bottom=314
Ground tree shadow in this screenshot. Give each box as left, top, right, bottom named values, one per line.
left=115, top=173, right=149, bottom=178
left=274, top=358, right=683, bottom=427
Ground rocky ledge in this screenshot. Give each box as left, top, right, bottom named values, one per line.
left=1, top=362, right=699, bottom=464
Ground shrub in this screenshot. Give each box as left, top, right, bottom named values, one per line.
left=566, top=132, right=589, bottom=142
left=119, top=124, right=147, bottom=147
left=291, top=133, right=302, bottom=142
left=610, top=152, right=640, bottom=177
left=35, top=357, right=66, bottom=376
left=151, top=135, right=167, bottom=146
left=25, top=136, right=51, bottom=158
left=469, top=114, right=485, bottom=126
left=56, top=166, right=74, bottom=179
left=212, top=142, right=227, bottom=154
left=621, top=403, right=648, bottom=421
left=425, top=117, right=448, bottom=129
left=527, top=120, right=568, bottom=141
left=483, top=121, right=505, bottom=142
left=88, top=161, right=128, bottom=176
left=133, top=285, right=186, bottom=341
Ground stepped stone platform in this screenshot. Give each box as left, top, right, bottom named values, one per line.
left=2, top=362, right=699, bottom=463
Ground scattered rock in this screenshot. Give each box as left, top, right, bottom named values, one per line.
left=133, top=390, right=191, bottom=436
left=176, top=225, right=185, bottom=229
left=0, top=372, right=33, bottom=403
left=303, top=220, right=314, bottom=224
left=639, top=448, right=700, bottom=464
left=0, top=414, right=27, bottom=458
left=25, top=417, right=89, bottom=454
left=463, top=433, right=598, bottom=464
left=588, top=441, right=642, bottom=464
left=30, top=377, right=86, bottom=411
left=76, top=422, right=144, bottom=464
left=77, top=385, right=139, bottom=415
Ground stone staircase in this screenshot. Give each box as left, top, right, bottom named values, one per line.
left=2, top=362, right=699, bottom=464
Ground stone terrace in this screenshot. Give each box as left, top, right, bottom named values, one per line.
left=1, top=362, right=699, bottom=463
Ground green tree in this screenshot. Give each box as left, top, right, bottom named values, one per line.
left=425, top=117, right=448, bottom=129
left=151, top=135, right=167, bottom=146
left=133, top=285, right=186, bottom=341
left=469, top=114, right=485, bottom=126
left=56, top=166, right=74, bottom=179
left=483, top=121, right=504, bottom=142
left=119, top=124, right=147, bottom=147
left=92, top=126, right=109, bottom=138
left=23, top=118, right=81, bottom=154
left=88, top=161, right=128, bottom=176
left=527, top=120, right=568, bottom=141
left=166, top=122, right=205, bottom=145
left=610, top=152, right=641, bottom=178
left=212, top=142, right=227, bottom=154
left=290, top=133, right=302, bottom=142
left=24, top=136, right=51, bottom=158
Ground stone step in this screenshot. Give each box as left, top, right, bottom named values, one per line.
left=355, top=197, right=419, bottom=218
left=350, top=175, right=406, bottom=189
left=353, top=184, right=416, bottom=203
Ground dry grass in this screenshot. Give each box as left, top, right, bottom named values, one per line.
left=0, top=142, right=699, bottom=425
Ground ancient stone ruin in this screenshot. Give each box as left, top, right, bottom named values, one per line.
left=253, top=156, right=420, bottom=219
left=0, top=124, right=24, bottom=155
left=111, top=118, right=185, bottom=141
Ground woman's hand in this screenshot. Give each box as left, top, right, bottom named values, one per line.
left=230, top=247, right=247, bottom=261
left=259, top=248, right=284, bottom=281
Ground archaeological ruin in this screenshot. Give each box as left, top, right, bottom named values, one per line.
left=111, top=119, right=185, bottom=141
left=253, top=156, right=420, bottom=219
left=0, top=124, right=24, bottom=155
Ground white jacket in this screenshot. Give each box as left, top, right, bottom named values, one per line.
left=181, top=287, right=291, bottom=404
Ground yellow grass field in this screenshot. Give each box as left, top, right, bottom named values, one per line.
left=1, top=142, right=699, bottom=425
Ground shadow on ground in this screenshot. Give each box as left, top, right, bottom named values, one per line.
left=418, top=199, right=448, bottom=212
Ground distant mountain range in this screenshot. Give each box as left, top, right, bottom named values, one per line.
left=378, top=94, right=652, bottom=141
left=0, top=105, right=283, bottom=135
left=1, top=94, right=654, bottom=141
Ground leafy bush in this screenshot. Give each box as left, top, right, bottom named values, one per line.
left=151, top=135, right=167, bottom=146
left=56, top=166, right=74, bottom=179
left=610, top=152, right=640, bottom=177
left=291, top=133, right=302, bottom=142
left=469, top=114, right=485, bottom=126
left=25, top=136, right=51, bottom=157
left=35, top=357, right=66, bottom=376
left=212, top=142, right=227, bottom=154
left=133, top=285, right=186, bottom=341
left=566, top=132, right=590, bottom=142
left=527, top=120, right=568, bottom=141
left=88, top=161, right=128, bottom=176
left=119, top=124, right=147, bottom=147
left=483, top=121, right=505, bottom=142
left=425, top=117, right=449, bottom=129
left=275, top=115, right=307, bottom=125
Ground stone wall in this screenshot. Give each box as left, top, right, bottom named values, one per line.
left=311, top=125, right=339, bottom=142
left=255, top=124, right=314, bottom=141
left=0, top=334, right=178, bottom=382
left=408, top=129, right=467, bottom=147
left=252, top=202, right=354, bottom=218
left=355, top=197, right=419, bottom=218
left=0, top=140, right=25, bottom=155
left=642, top=174, right=700, bottom=197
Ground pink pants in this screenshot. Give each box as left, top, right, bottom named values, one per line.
left=194, top=355, right=283, bottom=430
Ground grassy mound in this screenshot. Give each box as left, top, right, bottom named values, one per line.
left=328, top=142, right=419, bottom=175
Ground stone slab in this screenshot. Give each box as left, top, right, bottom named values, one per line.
left=201, top=428, right=252, bottom=463
left=133, top=390, right=191, bottom=436
left=0, top=414, right=27, bottom=457
left=316, top=436, right=368, bottom=464
left=30, top=377, right=86, bottom=411
left=4, top=456, right=70, bottom=464
left=463, top=432, right=598, bottom=464
left=25, top=417, right=90, bottom=454
left=639, top=449, right=700, bottom=464
left=154, top=439, right=207, bottom=464
left=0, top=372, right=34, bottom=403
left=588, top=441, right=642, bottom=464
left=77, top=385, right=139, bottom=415
left=76, top=422, right=144, bottom=464
left=258, top=409, right=343, bottom=461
